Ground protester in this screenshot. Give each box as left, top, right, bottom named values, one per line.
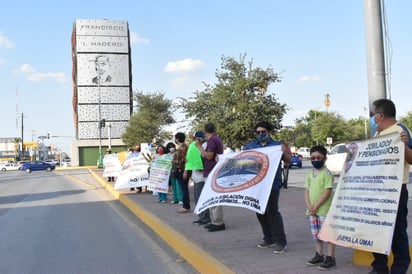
left=368, top=99, right=412, bottom=274
left=153, top=145, right=168, bottom=203
left=166, top=142, right=183, bottom=205
left=304, top=145, right=336, bottom=270
left=244, top=121, right=291, bottom=253
left=186, top=131, right=210, bottom=225
left=104, top=148, right=115, bottom=182
left=195, top=122, right=225, bottom=232
left=174, top=132, right=190, bottom=213
left=281, top=140, right=292, bottom=189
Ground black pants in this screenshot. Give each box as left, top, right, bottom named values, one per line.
left=371, top=184, right=410, bottom=274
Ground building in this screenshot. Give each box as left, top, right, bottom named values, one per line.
left=71, top=19, right=133, bottom=166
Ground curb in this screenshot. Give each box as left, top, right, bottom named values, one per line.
left=89, top=169, right=234, bottom=274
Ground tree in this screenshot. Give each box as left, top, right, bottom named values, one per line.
left=122, top=92, right=175, bottom=147
left=177, top=54, right=286, bottom=149
left=399, top=111, right=412, bottom=130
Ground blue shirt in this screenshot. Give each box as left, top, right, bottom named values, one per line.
left=244, top=138, right=283, bottom=190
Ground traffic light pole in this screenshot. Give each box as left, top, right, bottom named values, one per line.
left=96, top=56, right=104, bottom=168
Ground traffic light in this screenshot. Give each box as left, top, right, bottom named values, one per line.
left=99, top=119, right=106, bottom=128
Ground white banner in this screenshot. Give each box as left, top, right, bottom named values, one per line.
left=319, top=132, right=404, bottom=254
left=147, top=156, right=172, bottom=194
left=194, top=146, right=282, bottom=214
left=102, top=154, right=121, bottom=178
left=114, top=155, right=150, bottom=190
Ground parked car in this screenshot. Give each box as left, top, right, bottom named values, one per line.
left=325, top=143, right=348, bottom=175
left=0, top=162, right=19, bottom=171
left=20, top=160, right=56, bottom=173
left=17, top=161, right=28, bottom=170
left=289, top=153, right=303, bottom=168
left=296, top=147, right=311, bottom=159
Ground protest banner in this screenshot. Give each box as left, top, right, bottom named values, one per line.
left=147, top=156, right=172, bottom=194
left=102, top=153, right=121, bottom=178
left=194, top=145, right=283, bottom=215
left=319, top=132, right=404, bottom=254
left=114, top=155, right=150, bottom=190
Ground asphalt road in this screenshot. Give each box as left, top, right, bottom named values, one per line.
left=0, top=169, right=196, bottom=274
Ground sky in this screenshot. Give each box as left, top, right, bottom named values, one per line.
left=1, top=1, right=411, bottom=155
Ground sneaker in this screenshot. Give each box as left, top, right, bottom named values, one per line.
left=307, top=252, right=324, bottom=266
left=318, top=256, right=336, bottom=270
left=170, top=201, right=178, bottom=204
left=272, top=244, right=287, bottom=254
left=207, top=224, right=226, bottom=232
left=257, top=241, right=276, bottom=248
left=177, top=208, right=191, bottom=213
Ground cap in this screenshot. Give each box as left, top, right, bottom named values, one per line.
left=194, top=131, right=205, bottom=139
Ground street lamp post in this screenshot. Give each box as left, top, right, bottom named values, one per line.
left=95, top=55, right=105, bottom=168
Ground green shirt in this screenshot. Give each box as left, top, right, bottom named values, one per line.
left=185, top=141, right=204, bottom=171
left=304, top=168, right=334, bottom=217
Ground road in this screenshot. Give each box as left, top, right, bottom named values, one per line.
left=0, top=169, right=196, bottom=274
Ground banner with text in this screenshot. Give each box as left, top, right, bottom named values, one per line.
left=147, top=156, right=172, bottom=194
left=194, top=146, right=282, bottom=215
left=319, top=132, right=404, bottom=254
left=102, top=154, right=121, bottom=178
left=114, top=155, right=150, bottom=190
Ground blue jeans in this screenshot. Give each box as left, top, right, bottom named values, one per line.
left=372, top=184, right=410, bottom=274
left=256, top=188, right=287, bottom=247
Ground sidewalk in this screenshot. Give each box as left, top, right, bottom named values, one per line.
left=90, top=169, right=409, bottom=274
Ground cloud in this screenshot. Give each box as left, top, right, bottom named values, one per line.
left=297, top=75, right=320, bottom=83
left=27, top=72, right=66, bottom=82
left=130, top=32, right=150, bottom=44
left=14, top=64, right=66, bottom=82
left=20, top=64, right=36, bottom=73
left=164, top=58, right=205, bottom=73
left=0, top=32, right=14, bottom=48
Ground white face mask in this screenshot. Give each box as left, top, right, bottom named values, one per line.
left=169, top=148, right=175, bottom=153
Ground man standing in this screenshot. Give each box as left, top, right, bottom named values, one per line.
left=196, top=123, right=225, bottom=232
left=244, top=121, right=291, bottom=254
left=369, top=99, right=411, bottom=274
left=185, top=131, right=210, bottom=225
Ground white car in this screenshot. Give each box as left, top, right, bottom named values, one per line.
left=0, top=162, right=19, bottom=171
left=296, top=147, right=311, bottom=159
left=326, top=143, right=348, bottom=175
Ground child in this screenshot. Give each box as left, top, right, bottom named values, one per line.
left=304, top=145, right=336, bottom=270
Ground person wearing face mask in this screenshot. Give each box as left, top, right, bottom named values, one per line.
left=368, top=99, right=412, bottom=274
left=244, top=121, right=291, bottom=254
left=304, top=145, right=336, bottom=270
left=185, top=131, right=211, bottom=225
left=167, top=142, right=183, bottom=205
left=195, top=123, right=225, bottom=232
left=174, top=132, right=190, bottom=213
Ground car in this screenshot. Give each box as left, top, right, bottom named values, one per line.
left=296, top=147, right=311, bottom=159
left=325, top=143, right=348, bottom=175
left=0, top=162, right=19, bottom=171
left=289, top=153, right=303, bottom=168
left=20, top=160, right=56, bottom=173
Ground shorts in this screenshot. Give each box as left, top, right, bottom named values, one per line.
left=309, top=215, right=325, bottom=240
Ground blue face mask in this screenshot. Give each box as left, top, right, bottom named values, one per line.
left=370, top=117, right=378, bottom=130
left=257, top=133, right=270, bottom=143
left=311, top=160, right=325, bottom=169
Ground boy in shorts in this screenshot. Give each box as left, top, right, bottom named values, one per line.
left=304, top=145, right=336, bottom=270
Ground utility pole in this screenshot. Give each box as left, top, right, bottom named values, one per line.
left=364, top=0, right=387, bottom=137
left=21, top=112, right=24, bottom=160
